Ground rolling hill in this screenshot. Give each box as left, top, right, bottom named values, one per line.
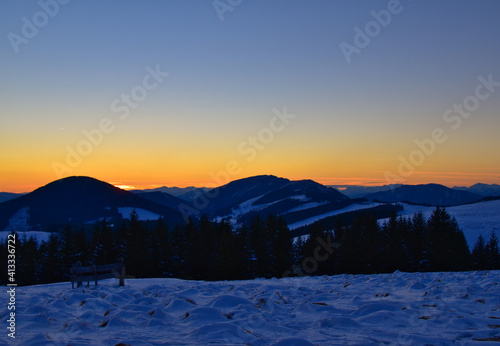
left=0, top=176, right=185, bottom=232
left=187, top=175, right=358, bottom=227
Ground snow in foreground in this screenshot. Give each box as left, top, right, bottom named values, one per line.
left=5, top=271, right=500, bottom=345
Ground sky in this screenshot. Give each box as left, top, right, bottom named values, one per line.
left=1, top=0, right=500, bottom=193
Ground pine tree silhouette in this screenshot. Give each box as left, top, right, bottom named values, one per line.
left=472, top=235, right=488, bottom=270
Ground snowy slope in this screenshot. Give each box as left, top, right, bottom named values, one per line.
left=288, top=202, right=381, bottom=230
left=5, top=271, right=500, bottom=345
left=117, top=207, right=161, bottom=221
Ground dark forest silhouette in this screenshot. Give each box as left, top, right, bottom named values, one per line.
left=1, top=207, right=498, bottom=286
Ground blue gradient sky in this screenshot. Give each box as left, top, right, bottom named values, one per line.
left=1, top=0, right=499, bottom=192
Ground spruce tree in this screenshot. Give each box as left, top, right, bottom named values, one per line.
left=60, top=225, right=78, bottom=272
left=17, top=235, right=39, bottom=285
left=380, top=212, right=407, bottom=272
left=212, top=219, right=242, bottom=280
left=339, top=214, right=381, bottom=274
left=248, top=215, right=272, bottom=278
left=90, top=219, right=114, bottom=265
left=427, top=207, right=471, bottom=271
left=486, top=231, right=500, bottom=270
left=270, top=215, right=293, bottom=277
left=170, top=224, right=187, bottom=277
left=39, top=233, right=63, bottom=283
left=151, top=217, right=169, bottom=277
left=472, top=235, right=488, bottom=270
left=234, top=223, right=251, bottom=279
left=127, top=209, right=149, bottom=277
left=407, top=212, right=428, bottom=271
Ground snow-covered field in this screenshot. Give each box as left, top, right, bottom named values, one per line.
left=5, top=271, right=500, bottom=345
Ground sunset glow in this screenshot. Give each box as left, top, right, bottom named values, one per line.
left=1, top=1, right=499, bottom=193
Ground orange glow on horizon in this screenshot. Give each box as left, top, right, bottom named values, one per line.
left=1, top=170, right=499, bottom=194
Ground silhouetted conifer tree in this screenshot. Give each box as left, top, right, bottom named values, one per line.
left=234, top=223, right=251, bottom=278
left=212, top=219, right=241, bottom=280
left=248, top=215, right=273, bottom=278
left=269, top=215, right=293, bottom=277
left=427, top=207, right=471, bottom=271
left=17, top=234, right=39, bottom=285
left=486, top=231, right=500, bottom=270
left=60, top=225, right=78, bottom=272
left=380, top=213, right=408, bottom=272
left=127, top=209, right=149, bottom=276
left=115, top=221, right=128, bottom=262
left=339, top=214, right=381, bottom=274
left=39, top=233, right=63, bottom=283
left=407, top=212, right=428, bottom=271
left=472, top=235, right=488, bottom=270
left=300, top=222, right=336, bottom=276
left=151, top=217, right=170, bottom=277
left=167, top=224, right=185, bottom=277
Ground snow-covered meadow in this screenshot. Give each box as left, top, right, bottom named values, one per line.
left=4, top=270, right=500, bottom=345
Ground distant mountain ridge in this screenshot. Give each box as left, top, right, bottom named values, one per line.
left=2, top=177, right=495, bottom=234
left=135, top=191, right=186, bottom=211
left=131, top=186, right=209, bottom=200
left=332, top=185, right=402, bottom=199
left=363, top=183, right=483, bottom=206
left=453, top=183, right=500, bottom=197
left=0, top=192, right=24, bottom=204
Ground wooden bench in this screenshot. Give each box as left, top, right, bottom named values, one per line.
left=71, top=259, right=125, bottom=288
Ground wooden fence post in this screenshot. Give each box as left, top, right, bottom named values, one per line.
left=75, top=261, right=82, bottom=288
left=93, top=265, right=97, bottom=286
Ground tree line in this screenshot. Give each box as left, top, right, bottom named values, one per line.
left=0, top=207, right=498, bottom=286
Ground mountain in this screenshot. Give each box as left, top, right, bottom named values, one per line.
left=453, top=183, right=500, bottom=197
left=188, top=175, right=355, bottom=226
left=0, top=176, right=185, bottom=232
left=135, top=191, right=186, bottom=210
left=200, top=175, right=292, bottom=215
left=132, top=186, right=209, bottom=200
left=0, top=192, right=24, bottom=203
left=363, top=183, right=483, bottom=206
left=332, top=185, right=402, bottom=199
left=176, top=188, right=210, bottom=202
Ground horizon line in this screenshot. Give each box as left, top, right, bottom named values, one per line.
left=1, top=174, right=498, bottom=194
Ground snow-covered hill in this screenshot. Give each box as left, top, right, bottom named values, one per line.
left=6, top=271, right=500, bottom=345
left=202, top=175, right=352, bottom=227
left=0, top=176, right=186, bottom=232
